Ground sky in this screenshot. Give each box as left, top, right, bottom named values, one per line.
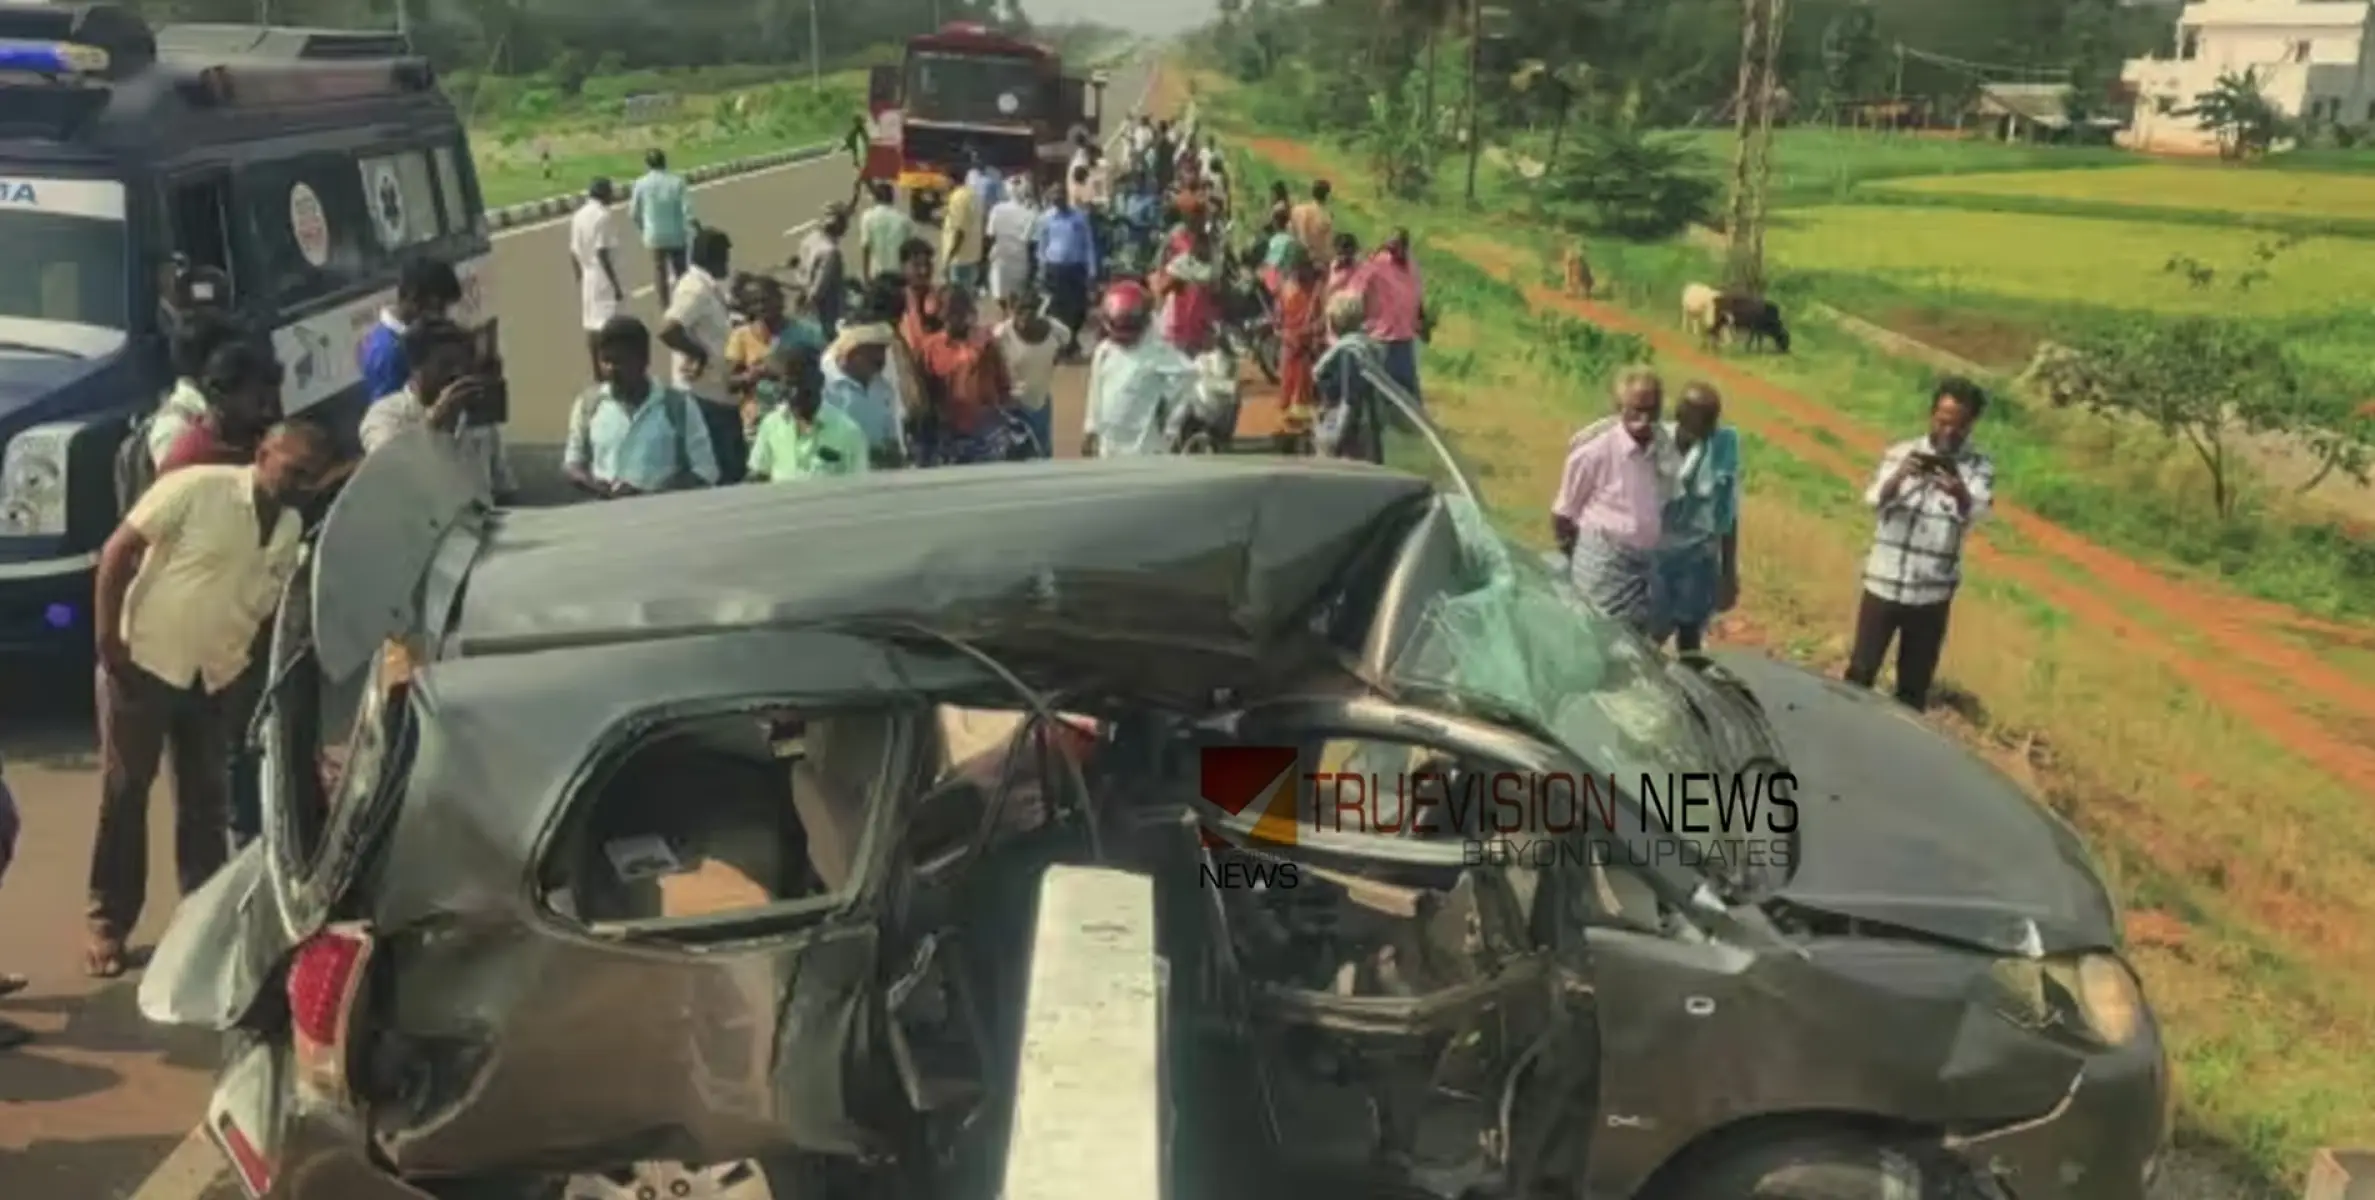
left=1027, top=0, right=1220, bottom=35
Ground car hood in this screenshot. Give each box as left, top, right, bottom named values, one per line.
left=1708, top=651, right=2120, bottom=957
left=0, top=353, right=102, bottom=425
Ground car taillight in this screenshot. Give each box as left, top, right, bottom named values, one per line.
left=286, top=923, right=373, bottom=1100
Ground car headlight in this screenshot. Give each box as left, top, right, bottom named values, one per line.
left=0, top=422, right=80, bottom=537
left=1988, top=953, right=2147, bottom=1047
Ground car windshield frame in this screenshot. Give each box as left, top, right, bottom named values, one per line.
left=0, top=176, right=132, bottom=357
left=1378, top=493, right=1723, bottom=821
left=904, top=50, right=1049, bottom=126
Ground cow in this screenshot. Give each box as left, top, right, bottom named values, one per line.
left=1712, top=292, right=1790, bottom=354
left=1563, top=242, right=1596, bottom=299
left=1681, top=282, right=1722, bottom=340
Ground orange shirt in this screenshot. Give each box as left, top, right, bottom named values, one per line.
left=915, top=329, right=1011, bottom=436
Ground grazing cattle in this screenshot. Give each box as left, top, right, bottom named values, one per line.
left=1712, top=292, right=1790, bottom=353
left=1681, top=282, right=1721, bottom=339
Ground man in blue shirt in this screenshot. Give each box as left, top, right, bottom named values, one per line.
left=1036, top=190, right=1098, bottom=361
left=354, top=257, right=462, bottom=453
left=563, top=315, right=720, bottom=497
left=822, top=322, right=907, bottom=467
left=629, top=149, right=695, bottom=299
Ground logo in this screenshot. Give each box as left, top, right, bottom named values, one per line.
left=1198, top=745, right=1300, bottom=849
left=1196, top=746, right=1303, bottom=891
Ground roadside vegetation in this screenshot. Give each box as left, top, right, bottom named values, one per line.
left=1180, top=0, right=2375, bottom=1184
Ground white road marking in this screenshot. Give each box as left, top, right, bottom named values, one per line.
left=784, top=219, right=818, bottom=239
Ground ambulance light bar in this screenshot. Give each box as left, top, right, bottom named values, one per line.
left=0, top=38, right=110, bottom=76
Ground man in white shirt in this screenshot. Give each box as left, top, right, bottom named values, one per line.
left=570, top=178, right=626, bottom=382
left=357, top=317, right=519, bottom=498
left=657, top=226, right=746, bottom=481
left=984, top=177, right=1040, bottom=304
left=83, top=422, right=331, bottom=978
left=1081, top=283, right=1195, bottom=458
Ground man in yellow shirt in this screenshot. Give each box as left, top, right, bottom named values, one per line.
left=940, top=158, right=987, bottom=294
left=83, top=421, right=331, bottom=978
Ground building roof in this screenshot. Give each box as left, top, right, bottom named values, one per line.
left=1973, top=82, right=2074, bottom=127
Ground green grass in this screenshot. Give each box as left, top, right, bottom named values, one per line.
left=1661, top=127, right=2131, bottom=205
left=1874, top=164, right=2375, bottom=222
left=1764, top=205, right=2375, bottom=316
left=468, top=73, right=865, bottom=209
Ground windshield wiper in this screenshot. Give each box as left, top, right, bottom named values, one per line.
left=0, top=339, right=80, bottom=359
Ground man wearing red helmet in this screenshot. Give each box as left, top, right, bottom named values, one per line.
left=1081, top=280, right=1198, bottom=458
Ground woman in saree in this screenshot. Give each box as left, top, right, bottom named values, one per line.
left=1654, top=382, right=1742, bottom=653
left=1274, top=241, right=1326, bottom=451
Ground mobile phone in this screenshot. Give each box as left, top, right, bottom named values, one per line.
left=463, top=320, right=509, bottom=426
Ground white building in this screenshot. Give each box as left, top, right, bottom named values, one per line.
left=2120, top=0, right=2375, bottom=152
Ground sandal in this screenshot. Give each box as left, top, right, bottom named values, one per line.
left=84, top=936, right=126, bottom=980
left=0, top=972, right=26, bottom=999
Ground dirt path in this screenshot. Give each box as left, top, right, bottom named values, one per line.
left=1234, top=134, right=2375, bottom=794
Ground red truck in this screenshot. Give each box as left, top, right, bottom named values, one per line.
left=863, top=22, right=1105, bottom=223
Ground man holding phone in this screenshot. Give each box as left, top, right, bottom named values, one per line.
left=1847, top=376, right=1995, bottom=711
left=357, top=316, right=518, bottom=500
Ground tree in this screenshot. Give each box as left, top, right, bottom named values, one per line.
left=1509, top=58, right=1592, bottom=172
left=2048, top=238, right=2370, bottom=518
left=1817, top=0, right=1877, bottom=120
left=2185, top=69, right=2289, bottom=159
left=1543, top=114, right=1720, bottom=239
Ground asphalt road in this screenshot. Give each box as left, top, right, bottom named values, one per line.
left=0, top=58, right=1171, bottom=1200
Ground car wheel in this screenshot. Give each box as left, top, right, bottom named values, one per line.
left=1659, top=1133, right=1931, bottom=1199
left=1179, top=431, right=1218, bottom=455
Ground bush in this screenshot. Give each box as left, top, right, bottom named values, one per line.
left=1543, top=124, right=1719, bottom=240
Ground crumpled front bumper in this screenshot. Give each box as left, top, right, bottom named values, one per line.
left=1940, top=1019, right=2169, bottom=1200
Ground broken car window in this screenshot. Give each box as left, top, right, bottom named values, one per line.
left=1384, top=497, right=1712, bottom=803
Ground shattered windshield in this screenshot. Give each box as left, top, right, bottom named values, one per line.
left=1385, top=497, right=1714, bottom=790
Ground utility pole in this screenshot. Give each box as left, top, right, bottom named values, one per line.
left=809, top=0, right=823, bottom=90
left=1723, top=0, right=1788, bottom=297
left=1463, top=0, right=1484, bottom=204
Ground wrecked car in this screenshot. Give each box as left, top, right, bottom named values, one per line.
left=141, top=425, right=2168, bottom=1200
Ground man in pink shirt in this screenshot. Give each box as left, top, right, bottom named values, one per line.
left=1551, top=366, right=1669, bottom=637
left=1356, top=228, right=1431, bottom=409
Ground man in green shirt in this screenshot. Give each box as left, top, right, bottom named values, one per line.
left=747, top=348, right=870, bottom=483
left=858, top=180, right=915, bottom=285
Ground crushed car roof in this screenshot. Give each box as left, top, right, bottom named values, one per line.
left=308, top=439, right=1443, bottom=668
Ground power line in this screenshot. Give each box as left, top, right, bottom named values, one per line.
left=1896, top=41, right=2071, bottom=83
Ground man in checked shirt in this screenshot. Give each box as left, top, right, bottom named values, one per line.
left=1845, top=376, right=1994, bottom=711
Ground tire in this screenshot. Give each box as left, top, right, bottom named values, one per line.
left=1251, top=327, right=1282, bottom=384
left=1179, top=431, right=1218, bottom=455
left=1656, top=1132, right=1932, bottom=1200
